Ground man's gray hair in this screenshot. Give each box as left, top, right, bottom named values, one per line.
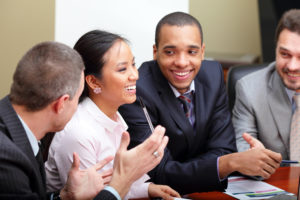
left=10, top=41, right=85, bottom=111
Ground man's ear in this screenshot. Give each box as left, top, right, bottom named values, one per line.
left=53, top=94, right=70, bottom=114
left=201, top=43, right=205, bottom=60
left=153, top=44, right=157, bottom=60
left=85, top=75, right=101, bottom=90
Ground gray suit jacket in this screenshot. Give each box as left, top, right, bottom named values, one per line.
left=232, top=62, right=292, bottom=159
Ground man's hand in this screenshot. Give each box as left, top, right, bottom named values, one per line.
left=60, top=152, right=113, bottom=200
left=242, top=132, right=265, bottom=149
left=231, top=148, right=281, bottom=178
left=110, top=125, right=168, bottom=198
left=219, top=148, right=282, bottom=179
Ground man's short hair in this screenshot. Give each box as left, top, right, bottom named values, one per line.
left=275, top=9, right=300, bottom=44
left=155, top=11, right=203, bottom=47
left=10, top=41, right=84, bottom=111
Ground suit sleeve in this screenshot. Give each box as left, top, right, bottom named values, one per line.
left=0, top=133, right=41, bottom=199
left=94, top=189, right=118, bottom=200
left=195, top=66, right=237, bottom=160
left=232, top=79, right=259, bottom=152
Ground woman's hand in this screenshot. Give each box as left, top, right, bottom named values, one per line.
left=148, top=183, right=181, bottom=200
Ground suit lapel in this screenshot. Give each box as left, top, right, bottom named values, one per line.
left=194, top=77, right=205, bottom=144
left=267, top=71, right=292, bottom=150
left=0, top=96, right=45, bottom=191
left=152, top=63, right=195, bottom=148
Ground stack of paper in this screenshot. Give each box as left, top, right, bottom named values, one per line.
left=224, top=176, right=295, bottom=199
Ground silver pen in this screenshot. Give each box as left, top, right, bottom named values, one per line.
left=138, top=97, right=154, bottom=133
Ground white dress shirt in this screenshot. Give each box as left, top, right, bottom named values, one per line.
left=45, top=97, right=150, bottom=199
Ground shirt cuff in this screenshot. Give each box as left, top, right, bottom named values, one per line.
left=217, top=156, right=227, bottom=181
left=104, top=186, right=121, bottom=200
left=124, top=174, right=150, bottom=199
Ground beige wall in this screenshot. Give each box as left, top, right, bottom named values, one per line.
left=0, top=0, right=260, bottom=98
left=0, top=0, right=54, bottom=98
left=190, top=0, right=261, bottom=57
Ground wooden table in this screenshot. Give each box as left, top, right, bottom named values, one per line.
left=188, top=167, right=300, bottom=200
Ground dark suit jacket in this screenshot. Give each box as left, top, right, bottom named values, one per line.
left=95, top=190, right=117, bottom=200
left=0, top=96, right=117, bottom=200
left=119, top=60, right=237, bottom=194
left=0, top=96, right=46, bottom=199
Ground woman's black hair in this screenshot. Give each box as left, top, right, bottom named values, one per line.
left=73, top=30, right=127, bottom=102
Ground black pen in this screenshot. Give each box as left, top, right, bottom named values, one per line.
left=138, top=97, right=154, bottom=133
left=281, top=160, right=300, bottom=164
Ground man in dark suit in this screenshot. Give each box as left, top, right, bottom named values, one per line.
left=0, top=41, right=169, bottom=200
left=119, top=11, right=282, bottom=194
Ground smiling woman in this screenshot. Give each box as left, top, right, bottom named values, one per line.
left=44, top=30, right=180, bottom=200
left=93, top=40, right=138, bottom=119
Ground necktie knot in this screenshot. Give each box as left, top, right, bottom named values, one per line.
left=178, top=92, right=193, bottom=104
left=294, top=94, right=300, bottom=109
left=178, top=91, right=194, bottom=123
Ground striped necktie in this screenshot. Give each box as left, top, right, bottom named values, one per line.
left=178, top=91, right=194, bottom=125
left=290, top=94, right=300, bottom=161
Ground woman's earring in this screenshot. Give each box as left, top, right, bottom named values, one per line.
left=93, top=87, right=102, bottom=94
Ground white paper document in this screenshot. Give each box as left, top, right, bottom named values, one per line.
left=224, top=176, right=294, bottom=199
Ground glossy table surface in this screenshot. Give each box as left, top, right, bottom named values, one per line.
left=187, top=166, right=300, bottom=200
left=135, top=167, right=300, bottom=200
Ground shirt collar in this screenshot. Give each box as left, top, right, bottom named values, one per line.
left=81, top=97, right=128, bottom=133
left=285, top=87, right=296, bottom=105
left=17, top=115, right=39, bottom=156
left=169, top=81, right=195, bottom=98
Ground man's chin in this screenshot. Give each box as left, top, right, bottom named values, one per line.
left=284, top=81, right=300, bottom=92
left=51, top=125, right=66, bottom=133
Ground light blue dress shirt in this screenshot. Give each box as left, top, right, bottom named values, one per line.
left=169, top=81, right=195, bottom=126
left=285, top=87, right=297, bottom=113
left=17, top=115, right=39, bottom=156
